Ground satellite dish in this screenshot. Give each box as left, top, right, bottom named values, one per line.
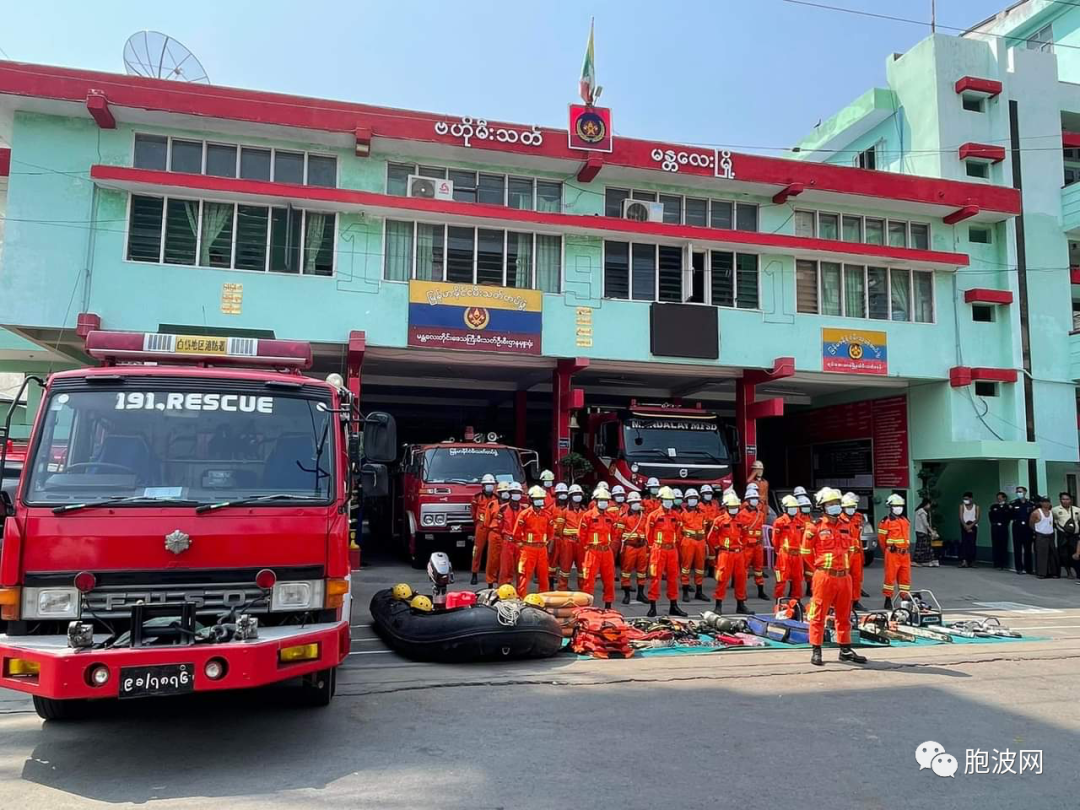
left=123, top=31, right=210, bottom=84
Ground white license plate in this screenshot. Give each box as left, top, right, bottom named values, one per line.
left=455, top=539, right=467, bottom=547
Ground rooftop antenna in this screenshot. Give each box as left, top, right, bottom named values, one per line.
left=930, top=0, right=936, bottom=34
left=123, top=31, right=210, bottom=83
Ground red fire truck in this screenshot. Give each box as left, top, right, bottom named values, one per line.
left=0, top=331, right=395, bottom=720
left=580, top=402, right=736, bottom=492
left=394, top=432, right=533, bottom=568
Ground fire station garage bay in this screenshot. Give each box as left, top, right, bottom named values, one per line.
left=0, top=62, right=1070, bottom=560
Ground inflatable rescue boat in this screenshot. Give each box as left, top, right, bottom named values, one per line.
left=369, top=589, right=564, bottom=662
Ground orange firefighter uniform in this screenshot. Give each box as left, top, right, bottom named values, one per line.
left=555, top=505, right=587, bottom=590
left=497, top=501, right=526, bottom=586
left=645, top=508, right=682, bottom=602
left=801, top=516, right=857, bottom=647
left=843, top=510, right=866, bottom=601
left=771, top=512, right=804, bottom=600
left=700, top=496, right=722, bottom=570
left=579, top=505, right=619, bottom=605
left=736, top=504, right=766, bottom=586
left=514, top=504, right=554, bottom=597
left=485, top=499, right=509, bottom=587
left=879, top=514, right=912, bottom=600
left=709, top=510, right=747, bottom=602
left=617, top=506, right=650, bottom=592
left=471, top=490, right=499, bottom=576
left=679, top=506, right=709, bottom=587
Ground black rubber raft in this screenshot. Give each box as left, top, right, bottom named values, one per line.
left=369, top=589, right=563, bottom=662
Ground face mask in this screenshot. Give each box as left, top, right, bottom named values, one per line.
left=702, top=493, right=713, bottom=501
left=891, top=506, right=903, bottom=515
left=786, top=507, right=798, bottom=517
left=674, top=500, right=683, bottom=508
left=800, top=506, right=812, bottom=514
left=662, top=500, right=674, bottom=510
left=557, top=494, right=568, bottom=502
left=483, top=484, right=494, bottom=494
left=748, top=498, right=759, bottom=508
left=500, top=493, right=510, bottom=501
left=825, top=504, right=842, bottom=517
left=649, top=488, right=659, bottom=496
left=511, top=493, right=522, bottom=502
left=532, top=499, right=545, bottom=508
left=687, top=498, right=699, bottom=508
left=630, top=502, right=642, bottom=512
left=1016, top=491, right=1026, bottom=499
left=571, top=494, right=583, bottom=504
left=543, top=481, right=553, bottom=489
left=843, top=506, right=856, bottom=516
left=615, top=495, right=625, bottom=503
left=963, top=498, right=972, bottom=505
left=727, top=507, right=740, bottom=515
left=599, top=500, right=613, bottom=511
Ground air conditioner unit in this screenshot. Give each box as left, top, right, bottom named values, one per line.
left=622, top=199, right=664, bottom=223
left=408, top=175, right=454, bottom=201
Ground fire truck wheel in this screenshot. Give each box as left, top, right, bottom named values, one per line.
left=32, top=696, right=88, bottom=721
left=300, top=666, right=337, bottom=707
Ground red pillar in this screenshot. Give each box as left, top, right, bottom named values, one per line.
left=552, top=358, right=589, bottom=481
left=514, top=390, right=528, bottom=448
left=734, top=357, right=794, bottom=486
left=346, top=330, right=366, bottom=401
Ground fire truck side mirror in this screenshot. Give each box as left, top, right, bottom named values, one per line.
left=363, top=412, right=397, bottom=464
left=725, top=425, right=741, bottom=457
left=0, top=490, right=11, bottom=518
left=361, top=463, right=389, bottom=497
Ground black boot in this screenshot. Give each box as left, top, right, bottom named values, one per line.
left=839, top=647, right=867, bottom=664
left=884, top=597, right=893, bottom=610
left=604, top=601, right=612, bottom=609
left=682, top=585, right=691, bottom=602
left=811, top=646, right=823, bottom=666
left=757, top=584, right=768, bottom=600
left=636, top=585, right=648, bottom=604
left=622, top=588, right=632, bottom=605
left=695, top=585, right=707, bottom=602
left=736, top=600, right=750, bottom=614
left=669, top=601, right=688, bottom=618
left=647, top=601, right=657, bottom=618
left=860, top=588, right=869, bottom=597
left=470, top=572, right=478, bottom=585
left=715, top=600, right=723, bottom=613
left=853, top=600, right=867, bottom=611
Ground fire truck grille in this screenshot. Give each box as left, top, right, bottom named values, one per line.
left=82, top=582, right=268, bottom=619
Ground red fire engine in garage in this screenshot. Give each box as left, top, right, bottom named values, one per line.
left=0, top=331, right=395, bottom=719
left=394, top=431, right=535, bottom=568
left=580, top=402, right=736, bottom=492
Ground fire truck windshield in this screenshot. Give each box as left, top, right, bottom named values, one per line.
left=423, top=447, right=525, bottom=484
left=23, top=387, right=335, bottom=506
left=623, top=420, right=729, bottom=464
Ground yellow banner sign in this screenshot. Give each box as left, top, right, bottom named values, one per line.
left=408, top=280, right=542, bottom=313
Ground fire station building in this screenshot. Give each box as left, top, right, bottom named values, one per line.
left=1, top=2, right=1078, bottom=555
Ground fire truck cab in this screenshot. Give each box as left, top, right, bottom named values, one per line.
left=581, top=402, right=736, bottom=492
left=395, top=433, right=533, bottom=568
left=0, top=331, right=395, bottom=720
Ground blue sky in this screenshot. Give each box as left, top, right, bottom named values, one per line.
left=1, top=0, right=1012, bottom=153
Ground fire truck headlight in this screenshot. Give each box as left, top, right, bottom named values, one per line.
left=434, top=513, right=447, bottom=526
left=631, top=463, right=640, bottom=473
left=270, top=580, right=324, bottom=612
left=23, top=587, right=80, bottom=620
left=421, top=514, right=435, bottom=526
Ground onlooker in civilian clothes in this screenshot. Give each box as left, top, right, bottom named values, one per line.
left=958, top=492, right=979, bottom=568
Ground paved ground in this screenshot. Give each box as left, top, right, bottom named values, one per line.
left=1, top=551, right=1077, bottom=809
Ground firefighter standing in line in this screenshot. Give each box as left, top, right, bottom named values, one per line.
left=539, top=469, right=556, bottom=502
left=880, top=493, right=912, bottom=609
left=795, top=491, right=815, bottom=596
left=644, top=486, right=688, bottom=618
left=671, top=488, right=685, bottom=512
left=772, top=494, right=804, bottom=600
left=514, top=485, right=555, bottom=596
left=497, top=481, right=526, bottom=586
left=618, top=490, right=650, bottom=604
left=802, top=488, right=866, bottom=667
left=470, top=473, right=499, bottom=585
left=611, top=484, right=627, bottom=510
left=607, top=484, right=625, bottom=561
left=579, top=487, right=619, bottom=608
left=747, top=460, right=769, bottom=511
left=679, top=488, right=710, bottom=602
left=549, top=482, right=569, bottom=583
left=710, top=491, right=750, bottom=614
left=643, top=477, right=661, bottom=514
left=555, top=483, right=588, bottom=590
left=700, top=484, right=721, bottom=575
left=485, top=481, right=512, bottom=588
left=737, top=483, right=769, bottom=600
left=841, top=492, right=868, bottom=611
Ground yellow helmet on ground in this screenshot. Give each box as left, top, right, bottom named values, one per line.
left=391, top=583, right=413, bottom=601
left=497, top=584, right=519, bottom=600
left=523, top=593, right=545, bottom=607
left=841, top=492, right=859, bottom=508
left=528, top=485, right=546, bottom=499
left=409, top=594, right=433, bottom=612
left=722, top=492, right=741, bottom=508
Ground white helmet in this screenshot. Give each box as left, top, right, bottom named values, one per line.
left=481, top=473, right=496, bottom=485
left=611, top=484, right=626, bottom=496
left=626, top=491, right=642, bottom=503
left=646, top=477, right=660, bottom=489
left=700, top=484, right=714, bottom=494
left=595, top=480, right=610, bottom=491
left=793, top=486, right=807, bottom=497
left=568, top=483, right=584, bottom=495
left=685, top=488, right=699, bottom=499
left=554, top=482, right=569, bottom=495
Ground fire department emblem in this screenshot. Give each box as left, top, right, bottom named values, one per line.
left=463, top=306, right=490, bottom=330
left=574, top=110, right=607, bottom=145
left=164, top=529, right=191, bottom=555
left=848, top=343, right=864, bottom=360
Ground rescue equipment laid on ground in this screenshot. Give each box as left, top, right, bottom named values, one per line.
left=745, top=614, right=812, bottom=645
left=890, top=590, right=943, bottom=627
left=699, top=611, right=750, bottom=635
left=949, top=617, right=1022, bottom=638
left=533, top=590, right=594, bottom=637
left=570, top=607, right=634, bottom=658
left=370, top=588, right=563, bottom=662
left=858, top=612, right=917, bottom=643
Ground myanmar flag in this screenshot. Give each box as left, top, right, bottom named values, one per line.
left=579, top=18, right=599, bottom=106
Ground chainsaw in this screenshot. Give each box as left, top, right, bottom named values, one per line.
left=859, top=611, right=917, bottom=643
left=891, top=590, right=944, bottom=627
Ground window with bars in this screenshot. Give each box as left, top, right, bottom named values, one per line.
left=133, top=134, right=337, bottom=187
left=796, top=261, right=933, bottom=323
left=604, top=188, right=758, bottom=231
left=382, top=220, right=561, bottom=292
left=604, top=241, right=758, bottom=307
left=126, top=194, right=334, bottom=276
left=387, top=163, right=562, bottom=212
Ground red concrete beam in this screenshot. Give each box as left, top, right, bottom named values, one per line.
left=958, top=143, right=1006, bottom=163
left=944, top=205, right=980, bottom=225
left=950, top=366, right=1017, bottom=387
left=0, top=147, right=9, bottom=177
left=75, top=312, right=101, bottom=339
left=772, top=183, right=805, bottom=206
left=86, top=91, right=116, bottom=129
left=964, top=288, right=1013, bottom=305
left=354, top=127, right=373, bottom=157
left=954, top=76, right=1002, bottom=97
left=577, top=154, right=604, bottom=183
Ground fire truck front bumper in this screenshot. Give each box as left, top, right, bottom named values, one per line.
left=0, top=620, right=349, bottom=701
